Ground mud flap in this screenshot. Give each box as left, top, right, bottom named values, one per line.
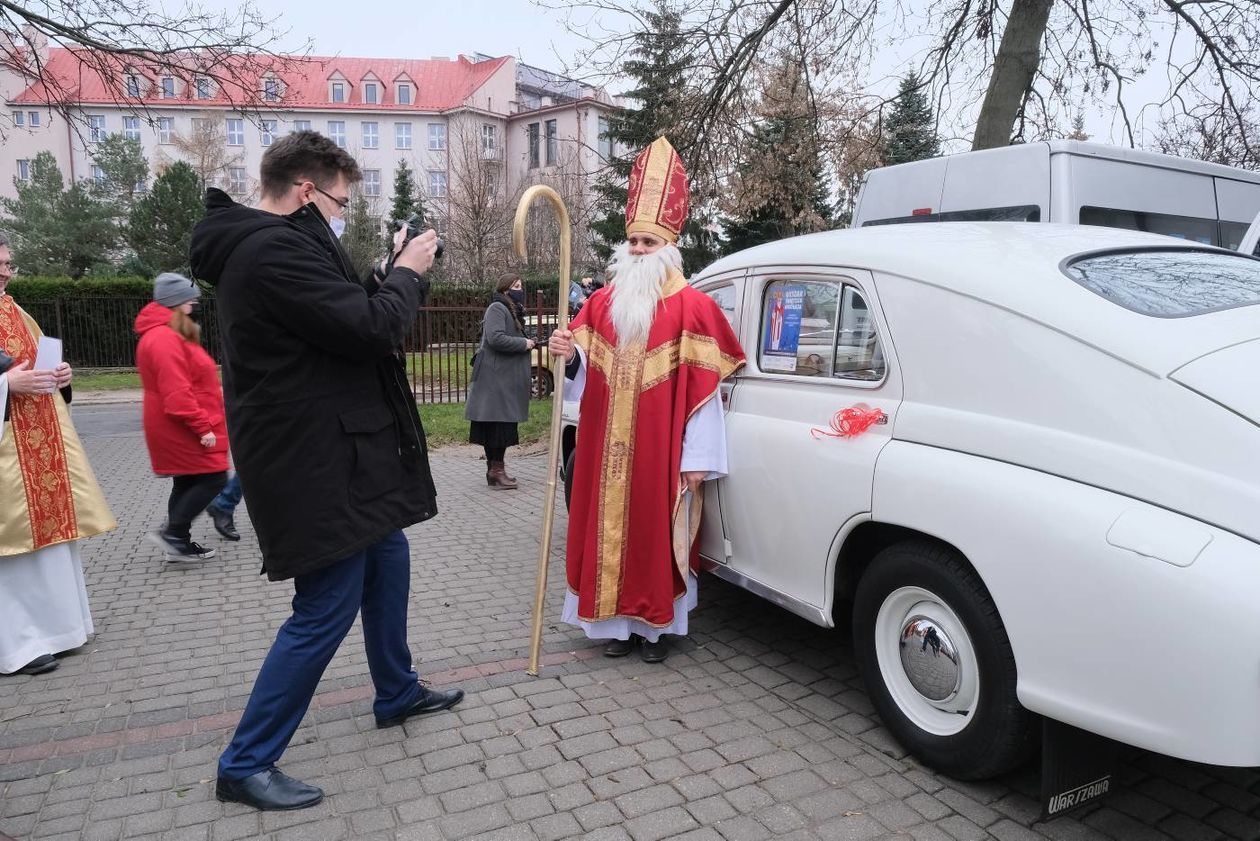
left=1040, top=719, right=1119, bottom=820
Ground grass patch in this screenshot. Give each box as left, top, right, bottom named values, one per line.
left=419, top=400, right=553, bottom=449
left=73, top=370, right=141, bottom=390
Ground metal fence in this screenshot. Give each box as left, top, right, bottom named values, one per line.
left=21, top=293, right=562, bottom=405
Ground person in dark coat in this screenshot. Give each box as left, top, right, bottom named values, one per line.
left=188, top=130, right=463, bottom=812
left=465, top=274, right=534, bottom=489
left=135, top=273, right=229, bottom=563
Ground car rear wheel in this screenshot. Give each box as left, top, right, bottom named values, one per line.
left=853, top=540, right=1035, bottom=780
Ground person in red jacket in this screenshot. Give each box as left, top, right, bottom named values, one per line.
left=135, top=273, right=229, bottom=563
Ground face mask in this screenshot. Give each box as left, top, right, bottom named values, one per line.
left=508, top=289, right=525, bottom=305
left=329, top=216, right=346, bottom=239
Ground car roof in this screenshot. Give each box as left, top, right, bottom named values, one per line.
left=695, top=222, right=1260, bottom=376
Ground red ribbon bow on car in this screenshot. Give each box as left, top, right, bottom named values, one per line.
left=811, top=406, right=886, bottom=439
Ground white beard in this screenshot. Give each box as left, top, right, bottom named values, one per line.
left=607, top=241, right=683, bottom=346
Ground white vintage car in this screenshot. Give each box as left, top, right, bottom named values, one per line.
left=561, top=222, right=1260, bottom=781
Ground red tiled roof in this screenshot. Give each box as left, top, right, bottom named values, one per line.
left=9, top=48, right=510, bottom=112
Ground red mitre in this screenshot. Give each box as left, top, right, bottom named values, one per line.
left=625, top=137, right=689, bottom=243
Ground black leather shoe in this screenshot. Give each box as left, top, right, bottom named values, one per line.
left=603, top=638, right=635, bottom=658
left=375, top=686, right=465, bottom=729
left=17, top=654, right=57, bottom=675
left=215, top=767, right=323, bottom=811
left=641, top=637, right=670, bottom=663
left=207, top=505, right=240, bottom=541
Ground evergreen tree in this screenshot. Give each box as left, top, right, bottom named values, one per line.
left=1066, top=113, right=1090, bottom=141
left=589, top=3, right=715, bottom=274
left=881, top=73, right=941, bottom=166
left=720, top=58, right=834, bottom=256
left=89, top=134, right=150, bottom=216
left=1, top=151, right=117, bottom=277
left=389, top=160, right=424, bottom=224
left=127, top=162, right=204, bottom=275
left=342, top=193, right=384, bottom=278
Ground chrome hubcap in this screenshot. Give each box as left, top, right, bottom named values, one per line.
left=898, top=615, right=961, bottom=701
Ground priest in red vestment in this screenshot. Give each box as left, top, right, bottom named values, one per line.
left=548, top=137, right=745, bottom=663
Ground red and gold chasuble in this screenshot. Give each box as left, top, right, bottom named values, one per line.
left=565, top=270, right=745, bottom=627
left=0, top=296, right=115, bottom=556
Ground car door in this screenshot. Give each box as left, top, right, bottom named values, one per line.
left=693, top=276, right=744, bottom=565
left=718, top=269, right=902, bottom=617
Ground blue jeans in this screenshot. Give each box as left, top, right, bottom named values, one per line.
left=217, top=529, right=422, bottom=779
left=209, top=474, right=242, bottom=513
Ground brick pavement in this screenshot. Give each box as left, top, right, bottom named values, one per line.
left=1, top=409, right=1258, bottom=841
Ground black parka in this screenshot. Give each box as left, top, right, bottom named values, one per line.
left=190, top=188, right=436, bottom=580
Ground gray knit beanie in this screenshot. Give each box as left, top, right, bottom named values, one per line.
left=153, top=272, right=200, bottom=308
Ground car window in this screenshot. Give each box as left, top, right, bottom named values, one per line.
left=834, top=286, right=886, bottom=382
left=703, top=284, right=739, bottom=330
left=863, top=205, right=1040, bottom=226
left=1080, top=206, right=1218, bottom=246
left=760, top=280, right=839, bottom=377
left=1063, top=249, right=1260, bottom=317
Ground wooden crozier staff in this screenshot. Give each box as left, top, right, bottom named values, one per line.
left=512, top=185, right=570, bottom=676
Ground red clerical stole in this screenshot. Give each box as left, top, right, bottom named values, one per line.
left=565, top=270, right=745, bottom=627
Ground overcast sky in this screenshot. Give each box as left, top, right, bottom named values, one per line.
left=204, top=0, right=1181, bottom=149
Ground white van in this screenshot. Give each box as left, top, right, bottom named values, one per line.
left=851, top=140, right=1260, bottom=255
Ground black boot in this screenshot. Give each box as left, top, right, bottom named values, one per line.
left=207, top=504, right=240, bottom=541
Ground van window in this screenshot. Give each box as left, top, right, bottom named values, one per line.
left=1080, top=206, right=1218, bottom=246
left=863, top=205, right=1040, bottom=226
left=1063, top=249, right=1260, bottom=317
left=1219, top=220, right=1253, bottom=252
left=758, top=280, right=885, bottom=381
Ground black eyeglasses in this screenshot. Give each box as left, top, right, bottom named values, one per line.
left=295, top=182, right=350, bottom=210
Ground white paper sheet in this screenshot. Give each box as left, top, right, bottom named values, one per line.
left=34, top=336, right=62, bottom=371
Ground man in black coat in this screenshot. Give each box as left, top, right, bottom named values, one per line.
left=189, top=131, right=463, bottom=812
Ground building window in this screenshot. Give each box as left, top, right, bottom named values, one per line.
left=195, top=77, right=211, bottom=99
left=362, top=121, right=378, bottom=149
left=133, top=177, right=147, bottom=194
left=598, top=116, right=612, bottom=160
left=158, top=117, right=173, bottom=144
left=123, top=116, right=141, bottom=141
left=125, top=74, right=141, bottom=97
left=88, top=115, right=106, bottom=142
left=191, top=117, right=209, bottom=135
left=161, top=77, right=175, bottom=98
left=396, top=122, right=412, bottom=150
left=27, top=111, right=39, bottom=127
left=226, top=118, right=244, bottom=146
left=331, top=82, right=345, bottom=103
left=263, top=78, right=280, bottom=101
left=91, top=164, right=106, bottom=185
left=363, top=169, right=381, bottom=197
left=12, top=111, right=23, bottom=127
left=397, top=84, right=411, bottom=105
left=228, top=166, right=247, bottom=194
left=293, top=119, right=311, bottom=133
left=528, top=122, right=540, bottom=169
left=545, top=119, right=557, bottom=165
left=16, top=159, right=30, bottom=182
left=481, top=123, right=497, bottom=152
left=427, top=123, right=445, bottom=151
left=328, top=121, right=346, bottom=147
left=260, top=119, right=276, bottom=147
left=363, top=82, right=378, bottom=104
left=428, top=171, right=447, bottom=198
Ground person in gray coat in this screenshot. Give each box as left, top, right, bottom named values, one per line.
left=466, top=274, right=535, bottom=489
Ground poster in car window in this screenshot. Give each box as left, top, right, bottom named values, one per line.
left=761, top=284, right=805, bottom=372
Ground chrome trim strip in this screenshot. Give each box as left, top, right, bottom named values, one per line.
left=700, top=556, right=831, bottom=627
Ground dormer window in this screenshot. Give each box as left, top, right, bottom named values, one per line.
left=161, top=77, right=175, bottom=98
left=195, top=77, right=211, bottom=99
left=397, top=83, right=412, bottom=105
left=125, top=74, right=141, bottom=97
left=331, top=82, right=345, bottom=103
left=263, top=78, right=280, bottom=102
left=364, top=82, right=378, bottom=104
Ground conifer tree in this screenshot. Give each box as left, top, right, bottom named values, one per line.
left=127, top=162, right=204, bottom=275
left=881, top=73, right=941, bottom=166
left=1, top=152, right=118, bottom=277
left=342, top=193, right=384, bottom=278
left=389, top=160, right=424, bottom=224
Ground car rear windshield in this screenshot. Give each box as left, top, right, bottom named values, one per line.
left=1062, top=249, right=1260, bottom=317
